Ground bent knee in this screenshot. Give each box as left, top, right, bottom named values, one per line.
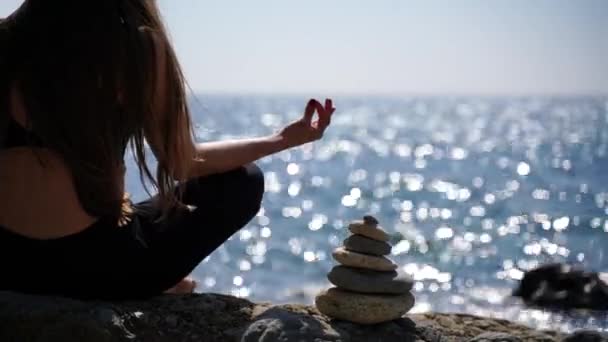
left=239, top=163, right=265, bottom=219
left=180, top=163, right=265, bottom=226
left=244, top=163, right=265, bottom=200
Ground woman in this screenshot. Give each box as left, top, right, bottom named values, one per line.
left=0, top=0, right=334, bottom=300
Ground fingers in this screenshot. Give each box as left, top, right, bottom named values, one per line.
left=303, top=99, right=320, bottom=124
left=317, top=98, right=332, bottom=129
left=323, top=98, right=336, bottom=118
left=304, top=98, right=335, bottom=136
left=325, top=99, right=334, bottom=114
left=327, top=98, right=336, bottom=113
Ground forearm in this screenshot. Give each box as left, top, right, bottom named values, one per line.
left=185, top=98, right=335, bottom=178
left=188, top=134, right=290, bottom=177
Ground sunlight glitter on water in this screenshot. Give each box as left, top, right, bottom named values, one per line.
left=124, top=95, right=608, bottom=331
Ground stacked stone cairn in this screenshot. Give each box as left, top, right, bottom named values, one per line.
left=315, top=215, right=415, bottom=324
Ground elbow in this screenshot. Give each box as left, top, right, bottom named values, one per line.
left=168, top=157, right=217, bottom=181
left=169, top=168, right=189, bottom=182
left=188, top=157, right=221, bottom=178
left=161, top=157, right=192, bottom=182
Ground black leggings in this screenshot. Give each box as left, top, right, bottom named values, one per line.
left=127, top=163, right=265, bottom=298
left=0, top=163, right=264, bottom=300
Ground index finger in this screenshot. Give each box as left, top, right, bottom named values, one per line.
left=325, top=98, right=336, bottom=116
left=303, top=99, right=320, bottom=124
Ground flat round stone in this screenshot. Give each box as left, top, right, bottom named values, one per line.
left=344, top=234, right=391, bottom=256
left=328, top=266, right=413, bottom=294
left=348, top=221, right=389, bottom=242
left=332, top=247, right=397, bottom=271
left=315, top=287, right=415, bottom=324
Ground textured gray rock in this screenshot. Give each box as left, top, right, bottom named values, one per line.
left=0, top=291, right=251, bottom=342
left=0, top=291, right=568, bottom=342
left=412, top=313, right=560, bottom=342
left=468, top=332, right=522, bottom=342
left=344, top=234, right=392, bottom=256
left=242, top=306, right=418, bottom=342
left=328, top=265, right=413, bottom=294
left=332, top=247, right=397, bottom=271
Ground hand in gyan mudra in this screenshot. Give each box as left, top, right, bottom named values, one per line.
left=279, top=99, right=336, bottom=148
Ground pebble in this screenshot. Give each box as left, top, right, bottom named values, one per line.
left=328, top=266, right=413, bottom=294
left=315, top=287, right=415, bottom=325
left=363, top=215, right=379, bottom=225
left=348, top=221, right=390, bottom=242
left=344, top=234, right=391, bottom=256
left=332, top=247, right=397, bottom=271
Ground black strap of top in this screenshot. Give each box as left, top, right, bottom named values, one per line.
left=0, top=84, right=7, bottom=149
left=0, top=18, right=9, bottom=148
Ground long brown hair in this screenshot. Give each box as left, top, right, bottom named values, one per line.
left=0, top=0, right=195, bottom=222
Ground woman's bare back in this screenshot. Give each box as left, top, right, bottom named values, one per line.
left=0, top=147, right=98, bottom=240
left=0, top=88, right=96, bottom=239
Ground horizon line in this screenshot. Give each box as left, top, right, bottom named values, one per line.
left=187, top=89, right=608, bottom=99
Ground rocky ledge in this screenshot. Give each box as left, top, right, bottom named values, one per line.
left=0, top=291, right=603, bottom=342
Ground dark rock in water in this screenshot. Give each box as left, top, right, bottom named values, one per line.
left=468, top=332, right=522, bottom=342
left=0, top=291, right=567, bottom=341
left=513, top=263, right=608, bottom=310
left=344, top=234, right=392, bottom=256
left=562, top=330, right=608, bottom=342
left=328, top=265, right=413, bottom=294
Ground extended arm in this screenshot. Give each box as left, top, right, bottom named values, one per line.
left=188, top=135, right=286, bottom=176
left=187, top=98, right=335, bottom=177
left=141, top=28, right=335, bottom=180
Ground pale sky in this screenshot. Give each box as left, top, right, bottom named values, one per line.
left=2, top=0, right=607, bottom=96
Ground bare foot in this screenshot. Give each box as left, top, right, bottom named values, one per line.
left=164, top=276, right=197, bottom=294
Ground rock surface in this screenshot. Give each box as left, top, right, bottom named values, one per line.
left=328, top=265, right=413, bottom=294
left=344, top=234, right=392, bottom=256
left=348, top=221, right=390, bottom=242
left=314, top=287, right=415, bottom=325
left=513, top=263, right=608, bottom=310
left=332, top=247, right=397, bottom=271
left=468, top=332, right=523, bottom=341
left=0, top=291, right=593, bottom=342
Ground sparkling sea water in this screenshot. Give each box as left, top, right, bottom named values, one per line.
left=125, top=95, right=608, bottom=331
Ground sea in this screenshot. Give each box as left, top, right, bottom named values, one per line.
left=125, top=95, right=608, bottom=332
